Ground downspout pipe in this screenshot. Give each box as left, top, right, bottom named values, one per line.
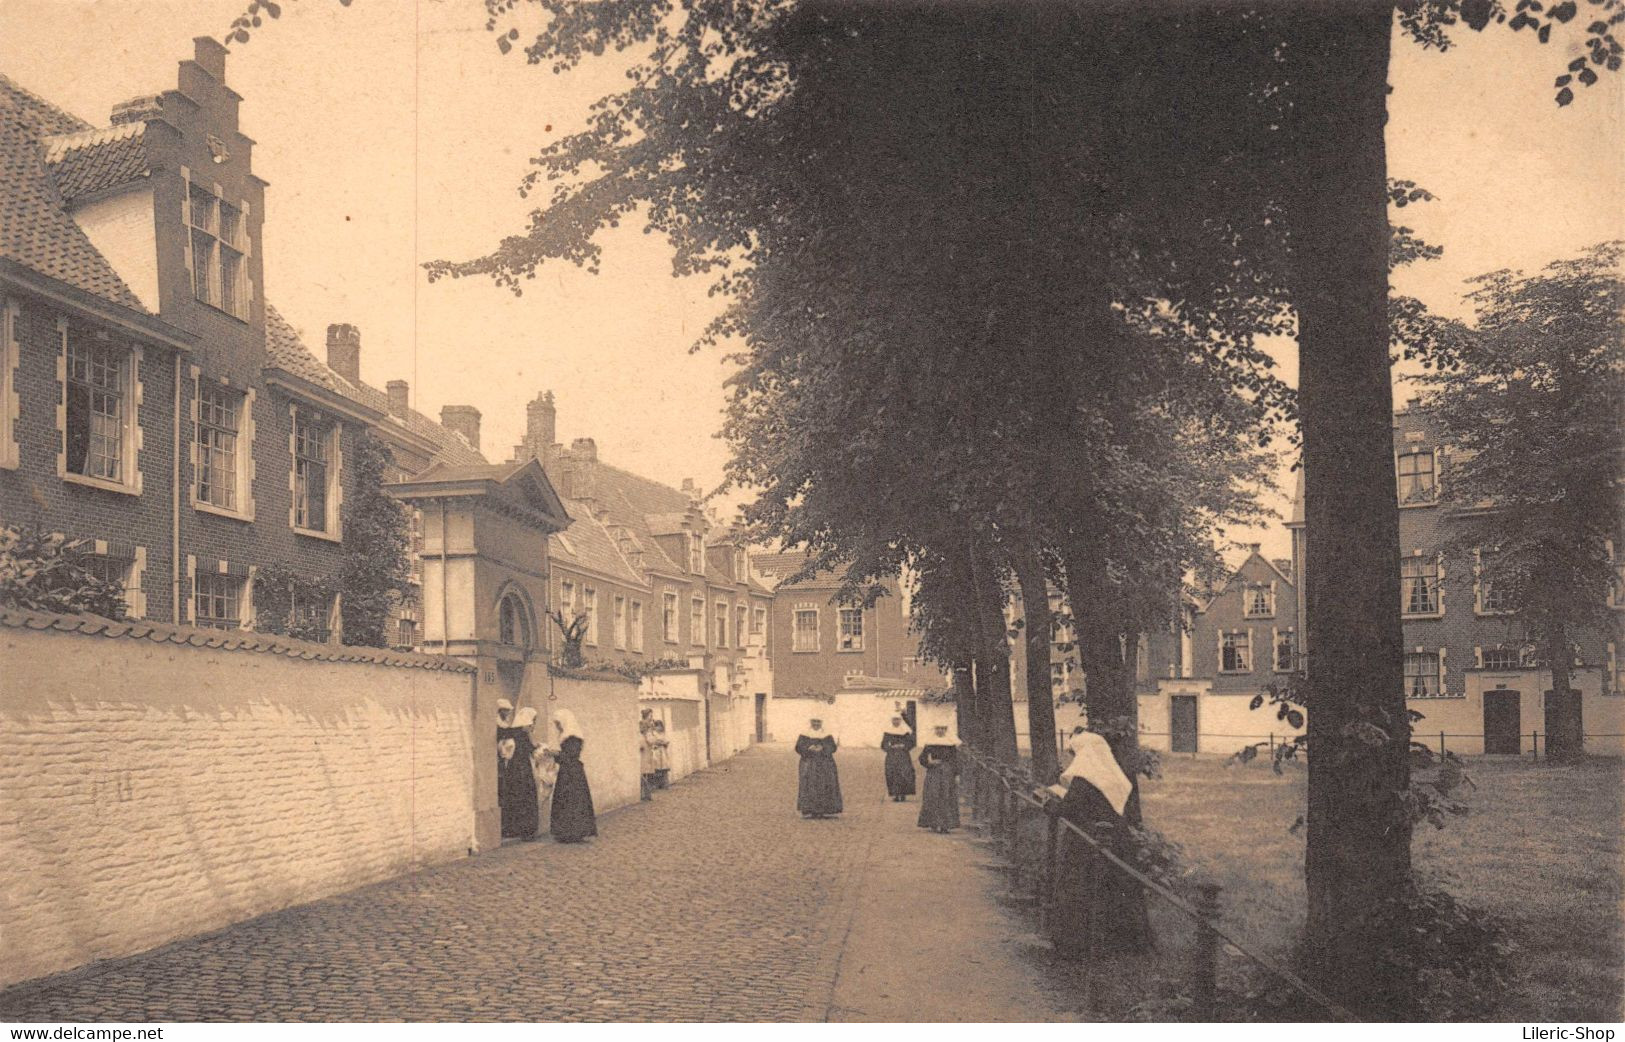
left=171, top=354, right=182, bottom=622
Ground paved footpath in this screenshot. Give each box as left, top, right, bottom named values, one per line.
left=1, top=746, right=1083, bottom=1022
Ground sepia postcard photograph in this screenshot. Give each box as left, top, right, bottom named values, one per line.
left=0, top=0, right=1621, bottom=1029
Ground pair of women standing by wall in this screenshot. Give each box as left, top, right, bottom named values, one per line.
left=495, top=702, right=596, bottom=844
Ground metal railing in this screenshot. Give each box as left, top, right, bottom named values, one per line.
left=959, top=746, right=1357, bottom=1022
left=1126, top=730, right=1625, bottom=759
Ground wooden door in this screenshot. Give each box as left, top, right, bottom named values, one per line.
left=1483, top=690, right=1521, bottom=755
left=1170, top=695, right=1198, bottom=753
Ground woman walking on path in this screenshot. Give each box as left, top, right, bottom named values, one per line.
left=1045, top=729, right=1144, bottom=958
left=880, top=716, right=916, bottom=801
left=916, top=723, right=961, bottom=833
left=794, top=717, right=843, bottom=818
left=549, top=710, right=598, bottom=843
left=497, top=706, right=542, bottom=841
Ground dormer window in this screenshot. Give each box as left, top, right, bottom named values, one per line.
left=689, top=532, right=704, bottom=573
left=185, top=174, right=251, bottom=320
left=1243, top=582, right=1275, bottom=618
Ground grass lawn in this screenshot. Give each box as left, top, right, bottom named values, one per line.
left=1133, top=753, right=1623, bottom=1021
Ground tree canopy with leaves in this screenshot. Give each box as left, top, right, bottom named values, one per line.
left=1415, top=240, right=1624, bottom=762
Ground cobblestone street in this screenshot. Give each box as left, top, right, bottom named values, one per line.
left=1, top=746, right=1079, bottom=1023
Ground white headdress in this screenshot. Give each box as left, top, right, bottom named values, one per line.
left=923, top=722, right=961, bottom=747
left=514, top=707, right=539, bottom=729
left=553, top=709, right=584, bottom=742
left=1058, top=730, right=1132, bottom=816
left=802, top=715, right=837, bottom=741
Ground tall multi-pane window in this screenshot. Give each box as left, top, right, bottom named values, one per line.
left=196, top=382, right=242, bottom=510
left=1221, top=630, right=1251, bottom=672
left=663, top=591, right=679, bottom=642
left=793, top=608, right=819, bottom=652
left=583, top=586, right=598, bottom=645
left=187, top=182, right=249, bottom=319
left=715, top=601, right=729, bottom=647
left=293, top=410, right=332, bottom=533
left=194, top=572, right=243, bottom=630
left=752, top=606, right=766, bottom=638
left=1274, top=629, right=1296, bottom=672
left=65, top=336, right=129, bottom=483
left=613, top=595, right=627, bottom=650
left=691, top=598, right=706, bottom=646
left=1397, top=450, right=1437, bottom=504
left=837, top=607, right=864, bottom=651
left=736, top=605, right=748, bottom=649
left=1477, top=551, right=1512, bottom=614
left=1404, top=651, right=1442, bottom=697
left=689, top=534, right=704, bottom=573
left=629, top=601, right=644, bottom=653
left=1401, top=555, right=1440, bottom=615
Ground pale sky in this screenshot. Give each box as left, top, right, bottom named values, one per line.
left=2, top=0, right=1621, bottom=565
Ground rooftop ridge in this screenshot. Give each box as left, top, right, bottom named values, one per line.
left=0, top=608, right=476, bottom=672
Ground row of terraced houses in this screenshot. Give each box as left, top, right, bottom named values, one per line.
left=0, top=39, right=936, bottom=747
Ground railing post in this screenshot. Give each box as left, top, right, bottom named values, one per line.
left=1008, top=795, right=1024, bottom=893
left=1439, top=730, right=1446, bottom=757
left=1192, top=882, right=1222, bottom=1020
left=1042, top=809, right=1060, bottom=932
left=1533, top=731, right=1540, bottom=762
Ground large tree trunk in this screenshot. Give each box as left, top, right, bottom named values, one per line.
left=1013, top=542, right=1061, bottom=782
left=1060, top=541, right=1153, bottom=954
left=1284, top=2, right=1415, bottom=1016
left=967, top=534, right=1020, bottom=765
left=1544, top=624, right=1585, bottom=763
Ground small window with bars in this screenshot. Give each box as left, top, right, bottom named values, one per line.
left=194, top=572, right=244, bottom=630
left=1481, top=646, right=1521, bottom=671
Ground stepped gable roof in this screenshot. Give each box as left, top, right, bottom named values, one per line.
left=550, top=499, right=648, bottom=588
left=43, top=122, right=149, bottom=202
left=264, top=306, right=486, bottom=468
left=0, top=77, right=148, bottom=312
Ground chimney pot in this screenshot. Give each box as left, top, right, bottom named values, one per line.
left=441, top=405, right=482, bottom=453
left=385, top=380, right=409, bottom=418
left=524, top=390, right=557, bottom=459
left=325, top=324, right=361, bottom=384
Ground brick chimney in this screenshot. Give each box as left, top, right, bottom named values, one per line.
left=570, top=437, right=597, bottom=463
left=326, top=324, right=360, bottom=384
left=525, top=391, right=557, bottom=457
left=386, top=380, right=409, bottom=418
left=110, top=95, right=162, bottom=126
left=441, top=405, right=481, bottom=452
